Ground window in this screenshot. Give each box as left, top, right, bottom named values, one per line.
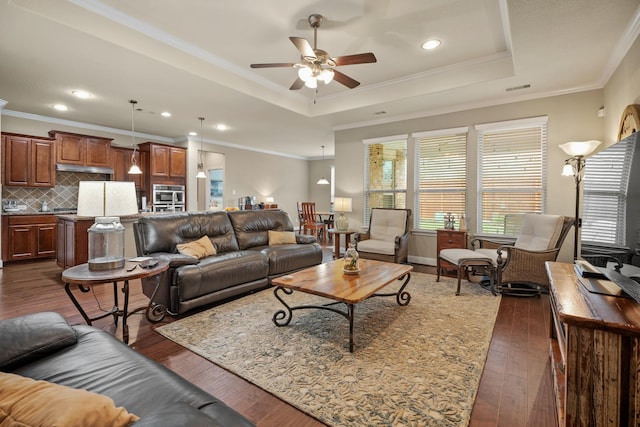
left=582, top=139, right=634, bottom=245
left=363, top=135, right=407, bottom=225
left=413, top=127, right=468, bottom=231
left=475, top=117, right=548, bottom=236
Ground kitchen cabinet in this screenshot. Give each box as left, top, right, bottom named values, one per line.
left=138, top=142, right=186, bottom=181
left=2, top=133, right=56, bottom=187
left=111, top=146, right=145, bottom=189
left=49, top=130, right=112, bottom=168
left=1, top=215, right=57, bottom=261
left=56, top=216, right=93, bottom=269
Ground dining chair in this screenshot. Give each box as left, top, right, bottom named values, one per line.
left=301, top=202, right=327, bottom=243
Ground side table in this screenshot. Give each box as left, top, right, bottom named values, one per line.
left=328, top=229, right=355, bottom=258
left=62, top=258, right=169, bottom=344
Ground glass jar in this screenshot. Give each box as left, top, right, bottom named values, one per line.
left=87, top=216, right=125, bottom=270
left=343, top=243, right=360, bottom=274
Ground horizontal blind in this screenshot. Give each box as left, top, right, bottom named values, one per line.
left=477, top=119, right=547, bottom=235
left=414, top=130, right=467, bottom=231
left=363, top=138, right=407, bottom=226
left=582, top=139, right=634, bottom=244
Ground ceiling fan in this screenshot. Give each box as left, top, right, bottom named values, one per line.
left=250, top=14, right=377, bottom=90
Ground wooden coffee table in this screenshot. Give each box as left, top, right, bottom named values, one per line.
left=271, top=258, right=413, bottom=352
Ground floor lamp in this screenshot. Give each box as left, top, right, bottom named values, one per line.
left=560, top=140, right=601, bottom=260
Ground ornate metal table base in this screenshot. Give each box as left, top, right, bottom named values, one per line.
left=273, top=273, right=411, bottom=352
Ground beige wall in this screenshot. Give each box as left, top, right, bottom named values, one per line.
left=603, top=35, right=640, bottom=145
left=335, top=90, right=605, bottom=265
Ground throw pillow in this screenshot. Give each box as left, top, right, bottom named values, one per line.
left=268, top=230, right=297, bottom=245
left=176, top=236, right=217, bottom=259
left=0, top=372, right=139, bottom=427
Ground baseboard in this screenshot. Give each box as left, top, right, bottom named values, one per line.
left=408, top=255, right=436, bottom=266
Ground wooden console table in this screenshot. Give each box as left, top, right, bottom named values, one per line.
left=546, top=261, right=640, bottom=426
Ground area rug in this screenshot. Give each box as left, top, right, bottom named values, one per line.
left=155, top=273, right=501, bottom=426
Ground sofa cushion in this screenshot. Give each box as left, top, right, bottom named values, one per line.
left=136, top=212, right=238, bottom=255
left=369, top=209, right=408, bottom=241
left=177, top=236, right=217, bottom=259
left=514, top=213, right=562, bottom=251
left=228, top=210, right=294, bottom=250
left=0, top=372, right=139, bottom=426
left=0, top=311, right=77, bottom=370
left=268, top=230, right=296, bottom=245
left=260, top=243, right=324, bottom=275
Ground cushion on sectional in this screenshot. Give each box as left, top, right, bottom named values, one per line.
left=0, top=311, right=77, bottom=370
left=177, top=236, right=217, bottom=259
left=268, top=230, right=296, bottom=245
left=0, top=372, right=139, bottom=427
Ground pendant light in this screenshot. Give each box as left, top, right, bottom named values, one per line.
left=317, top=145, right=329, bottom=185
left=196, top=117, right=207, bottom=179
left=127, top=99, right=142, bottom=175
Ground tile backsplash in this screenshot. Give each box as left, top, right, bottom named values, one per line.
left=2, top=172, right=109, bottom=212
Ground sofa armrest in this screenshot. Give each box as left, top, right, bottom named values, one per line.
left=354, top=232, right=370, bottom=243
left=295, top=234, right=317, bottom=244
left=0, top=312, right=77, bottom=371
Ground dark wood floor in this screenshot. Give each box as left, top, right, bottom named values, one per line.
left=0, top=245, right=556, bottom=426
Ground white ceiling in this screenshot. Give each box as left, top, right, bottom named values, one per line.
left=1, top=0, right=639, bottom=158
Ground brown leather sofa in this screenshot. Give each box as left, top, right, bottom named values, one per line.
left=133, top=210, right=322, bottom=315
left=0, top=311, right=255, bottom=426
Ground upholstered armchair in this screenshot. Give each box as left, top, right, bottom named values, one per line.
left=471, top=214, right=575, bottom=295
left=355, top=208, right=411, bottom=263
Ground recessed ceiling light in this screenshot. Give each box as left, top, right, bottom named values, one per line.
left=421, top=39, right=441, bottom=50
left=189, top=131, right=197, bottom=136
left=52, top=104, right=69, bottom=111
left=71, top=90, right=93, bottom=99
left=161, top=111, right=171, bottom=117
left=216, top=124, right=228, bottom=131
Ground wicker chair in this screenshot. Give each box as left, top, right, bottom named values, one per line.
left=354, top=208, right=411, bottom=263
left=471, top=214, right=575, bottom=296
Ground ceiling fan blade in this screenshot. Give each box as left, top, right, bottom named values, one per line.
left=333, top=70, right=360, bottom=89
left=289, top=37, right=316, bottom=59
left=333, top=52, right=377, bottom=66
left=250, top=63, right=296, bottom=68
left=289, top=77, right=305, bottom=90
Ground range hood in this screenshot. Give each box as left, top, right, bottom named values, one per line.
left=56, top=164, right=114, bottom=174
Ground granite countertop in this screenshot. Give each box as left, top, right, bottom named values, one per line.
left=2, top=210, right=77, bottom=216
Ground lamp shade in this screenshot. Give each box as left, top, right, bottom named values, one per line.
left=559, top=140, right=601, bottom=157
left=334, top=197, right=352, bottom=212
left=77, top=181, right=139, bottom=217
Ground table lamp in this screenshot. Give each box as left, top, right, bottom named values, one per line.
left=334, top=197, right=353, bottom=231
left=77, top=181, right=139, bottom=270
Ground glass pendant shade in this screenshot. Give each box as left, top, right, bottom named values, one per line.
left=559, top=140, right=601, bottom=157
left=77, top=181, right=138, bottom=270
left=128, top=99, right=142, bottom=174
left=561, top=163, right=575, bottom=176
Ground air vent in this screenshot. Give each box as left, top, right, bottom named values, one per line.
left=506, top=84, right=531, bottom=92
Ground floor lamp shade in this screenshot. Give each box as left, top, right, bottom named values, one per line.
left=77, top=181, right=139, bottom=270
left=334, top=197, right=352, bottom=231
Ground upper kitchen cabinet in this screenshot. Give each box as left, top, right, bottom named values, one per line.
left=138, top=142, right=186, bottom=184
left=111, top=146, right=145, bottom=188
left=2, top=132, right=56, bottom=187
left=49, top=130, right=113, bottom=170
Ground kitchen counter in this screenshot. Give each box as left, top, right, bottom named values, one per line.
left=2, top=210, right=77, bottom=216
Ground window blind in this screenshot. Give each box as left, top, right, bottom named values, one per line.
left=582, top=140, right=634, bottom=245
left=413, top=128, right=467, bottom=231
left=363, top=136, right=407, bottom=226
left=476, top=117, right=548, bottom=236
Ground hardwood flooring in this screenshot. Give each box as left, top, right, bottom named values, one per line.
left=0, top=246, right=556, bottom=426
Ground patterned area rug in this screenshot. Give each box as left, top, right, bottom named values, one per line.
left=155, top=272, right=501, bottom=426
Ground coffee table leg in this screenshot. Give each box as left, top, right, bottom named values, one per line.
left=371, top=273, right=412, bottom=306
left=348, top=303, right=355, bottom=352
left=273, top=286, right=294, bottom=326
left=122, top=280, right=130, bottom=345
left=64, top=282, right=92, bottom=325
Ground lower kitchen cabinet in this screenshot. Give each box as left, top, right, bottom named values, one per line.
left=1, top=215, right=57, bottom=261
left=56, top=216, right=93, bottom=269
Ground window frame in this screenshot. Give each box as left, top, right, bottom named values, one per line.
left=362, top=135, right=408, bottom=226
left=475, top=116, right=548, bottom=237
left=412, top=127, right=468, bottom=232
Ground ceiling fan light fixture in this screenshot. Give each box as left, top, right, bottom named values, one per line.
left=319, top=69, right=334, bottom=84
left=304, top=78, right=318, bottom=89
